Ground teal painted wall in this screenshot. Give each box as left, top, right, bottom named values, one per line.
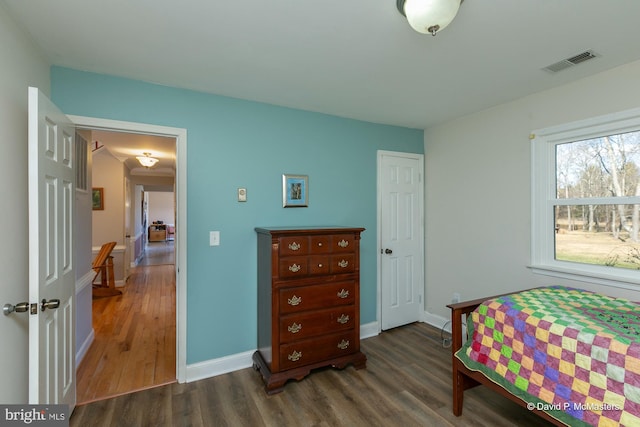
left=51, top=67, right=424, bottom=364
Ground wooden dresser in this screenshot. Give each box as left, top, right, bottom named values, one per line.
left=253, top=227, right=367, bottom=394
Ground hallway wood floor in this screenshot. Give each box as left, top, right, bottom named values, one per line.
left=138, top=241, right=175, bottom=266
left=71, top=322, right=553, bottom=427
left=76, top=246, right=176, bottom=404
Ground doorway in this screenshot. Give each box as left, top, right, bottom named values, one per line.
left=76, top=263, right=176, bottom=403
left=70, top=116, right=187, bottom=402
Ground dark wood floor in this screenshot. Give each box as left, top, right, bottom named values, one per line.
left=71, top=322, right=554, bottom=427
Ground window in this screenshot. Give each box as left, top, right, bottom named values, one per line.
left=531, top=108, right=640, bottom=288
left=75, top=131, right=88, bottom=191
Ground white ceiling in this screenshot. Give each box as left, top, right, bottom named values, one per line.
left=89, top=130, right=176, bottom=178
left=4, top=0, right=640, bottom=131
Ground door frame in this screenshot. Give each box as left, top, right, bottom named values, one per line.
left=69, top=115, right=188, bottom=383
left=376, top=150, right=425, bottom=332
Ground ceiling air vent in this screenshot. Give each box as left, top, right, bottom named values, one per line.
left=543, top=50, right=598, bottom=73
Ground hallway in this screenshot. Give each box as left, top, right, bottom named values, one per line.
left=138, top=240, right=175, bottom=266
left=76, top=243, right=176, bottom=404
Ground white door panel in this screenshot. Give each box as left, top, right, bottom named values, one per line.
left=28, top=87, right=76, bottom=408
left=379, top=151, right=424, bottom=330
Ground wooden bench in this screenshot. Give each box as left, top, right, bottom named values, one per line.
left=92, top=241, right=121, bottom=297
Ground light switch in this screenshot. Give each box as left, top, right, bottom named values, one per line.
left=210, top=231, right=220, bottom=246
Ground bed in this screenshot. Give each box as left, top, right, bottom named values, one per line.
left=447, top=286, right=640, bottom=426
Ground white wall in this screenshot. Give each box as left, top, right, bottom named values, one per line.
left=92, top=150, right=125, bottom=246
left=0, top=3, right=50, bottom=403
left=424, top=59, right=640, bottom=322
left=148, top=191, right=175, bottom=226
left=92, top=149, right=126, bottom=281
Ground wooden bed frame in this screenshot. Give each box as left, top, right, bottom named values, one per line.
left=447, top=294, right=565, bottom=426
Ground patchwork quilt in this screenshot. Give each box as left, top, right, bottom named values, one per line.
left=456, top=286, right=640, bottom=427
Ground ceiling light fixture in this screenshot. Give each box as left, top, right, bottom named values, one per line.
left=136, top=152, right=159, bottom=168
left=397, top=0, right=462, bottom=36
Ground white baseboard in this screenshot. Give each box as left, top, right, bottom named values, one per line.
left=185, top=322, right=381, bottom=383
left=185, top=350, right=254, bottom=383
left=76, top=270, right=94, bottom=293
left=360, top=321, right=379, bottom=339
left=422, top=310, right=451, bottom=332
left=76, top=328, right=95, bottom=366
left=422, top=310, right=467, bottom=340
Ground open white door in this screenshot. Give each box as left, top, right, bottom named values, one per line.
left=28, top=87, right=76, bottom=408
left=378, top=151, right=424, bottom=330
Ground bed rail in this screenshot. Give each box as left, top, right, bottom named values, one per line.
left=446, top=290, right=564, bottom=426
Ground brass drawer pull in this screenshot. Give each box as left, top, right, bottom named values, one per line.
left=317, top=242, right=323, bottom=247
left=288, top=322, right=302, bottom=334
left=337, top=289, right=349, bottom=299
left=338, top=259, right=349, bottom=268
left=318, top=263, right=323, bottom=268
left=287, top=295, right=302, bottom=306
left=337, top=239, right=349, bottom=248
left=337, top=314, right=350, bottom=324
left=288, top=242, right=301, bottom=251
left=288, top=263, right=301, bottom=272
left=337, top=340, right=350, bottom=350
left=288, top=350, right=302, bottom=362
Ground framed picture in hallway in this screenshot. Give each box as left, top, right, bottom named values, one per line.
left=282, top=174, right=308, bottom=207
left=92, top=187, right=104, bottom=210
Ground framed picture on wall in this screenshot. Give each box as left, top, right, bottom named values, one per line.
left=282, top=174, right=308, bottom=208
left=92, top=187, right=104, bottom=210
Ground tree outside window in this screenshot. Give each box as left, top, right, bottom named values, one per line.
left=532, top=108, right=640, bottom=286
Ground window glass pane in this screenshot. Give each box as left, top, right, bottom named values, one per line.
left=556, top=131, right=640, bottom=200
left=554, top=204, right=640, bottom=270
left=75, top=131, right=88, bottom=191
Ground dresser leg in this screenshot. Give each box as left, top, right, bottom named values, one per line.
left=331, top=351, right=367, bottom=371
left=252, top=351, right=285, bottom=394
left=351, top=351, right=367, bottom=370
left=253, top=350, right=368, bottom=394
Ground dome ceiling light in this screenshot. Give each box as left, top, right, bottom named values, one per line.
left=396, top=0, right=463, bottom=36
left=136, top=152, right=159, bottom=168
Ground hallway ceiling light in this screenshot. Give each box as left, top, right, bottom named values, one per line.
left=397, top=0, right=462, bottom=36
left=136, top=152, right=159, bottom=168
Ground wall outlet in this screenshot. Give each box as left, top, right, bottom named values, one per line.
left=452, top=293, right=461, bottom=303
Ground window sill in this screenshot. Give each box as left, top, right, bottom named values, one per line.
left=528, top=264, right=640, bottom=292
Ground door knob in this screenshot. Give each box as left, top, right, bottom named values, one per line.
left=3, top=302, right=29, bottom=316
left=41, top=299, right=60, bottom=311
left=384, top=248, right=393, bottom=254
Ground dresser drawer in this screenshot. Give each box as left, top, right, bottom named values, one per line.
left=279, top=281, right=356, bottom=314
left=330, top=254, right=355, bottom=274
left=279, top=236, right=309, bottom=256
left=308, top=255, right=330, bottom=275
left=279, top=306, right=356, bottom=343
left=332, top=234, right=357, bottom=253
left=309, top=235, right=331, bottom=254
left=279, top=254, right=355, bottom=278
left=279, top=330, right=357, bottom=370
left=278, top=257, right=308, bottom=278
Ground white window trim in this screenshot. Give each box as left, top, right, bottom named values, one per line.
left=530, top=107, right=640, bottom=291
